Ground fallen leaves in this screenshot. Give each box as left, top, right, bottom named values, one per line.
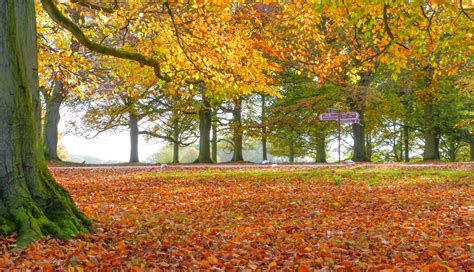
left=0, top=166, right=472, bottom=270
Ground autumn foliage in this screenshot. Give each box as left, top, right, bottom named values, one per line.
left=1, top=166, right=472, bottom=270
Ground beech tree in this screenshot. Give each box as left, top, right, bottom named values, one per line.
left=0, top=0, right=91, bottom=247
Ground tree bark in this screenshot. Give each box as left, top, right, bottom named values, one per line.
left=197, top=95, right=213, bottom=163
left=129, top=112, right=139, bottom=163
left=211, top=111, right=218, bottom=162
left=0, top=0, right=91, bottom=247
left=470, top=138, right=474, bottom=162
left=261, top=94, right=268, bottom=161
left=315, top=132, right=326, bottom=163
left=352, top=109, right=370, bottom=162
left=349, top=72, right=371, bottom=162
left=231, top=98, right=244, bottom=162
left=403, top=125, right=410, bottom=162
left=42, top=78, right=65, bottom=161
left=423, top=102, right=440, bottom=161
left=172, top=119, right=179, bottom=163
left=289, top=140, right=295, bottom=163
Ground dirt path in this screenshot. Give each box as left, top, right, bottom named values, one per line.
left=49, top=162, right=474, bottom=170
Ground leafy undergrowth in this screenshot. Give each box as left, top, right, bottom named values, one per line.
left=1, top=167, right=473, bottom=270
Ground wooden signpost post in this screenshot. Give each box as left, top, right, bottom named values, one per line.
left=319, top=109, right=360, bottom=163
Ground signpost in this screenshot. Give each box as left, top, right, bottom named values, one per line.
left=319, top=109, right=360, bottom=163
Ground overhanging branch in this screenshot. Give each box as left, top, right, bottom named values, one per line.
left=41, top=0, right=170, bottom=81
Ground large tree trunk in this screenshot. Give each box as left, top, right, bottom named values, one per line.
left=0, top=0, right=91, bottom=247
left=129, top=112, right=139, bottom=163
left=261, top=94, right=268, bottom=161
left=349, top=71, right=372, bottom=162
left=289, top=140, right=295, bottom=163
left=172, top=119, right=179, bottom=164
left=197, top=95, right=213, bottom=163
left=231, top=98, right=244, bottom=162
left=42, top=78, right=65, bottom=161
left=352, top=109, right=370, bottom=162
left=315, top=132, right=326, bottom=163
left=403, top=125, right=410, bottom=162
left=423, top=102, right=440, bottom=161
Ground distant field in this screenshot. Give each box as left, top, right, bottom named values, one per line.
left=1, top=166, right=472, bottom=270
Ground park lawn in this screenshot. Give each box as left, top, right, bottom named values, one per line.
left=0, top=167, right=472, bottom=270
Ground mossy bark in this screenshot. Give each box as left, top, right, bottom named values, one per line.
left=0, top=0, right=91, bottom=248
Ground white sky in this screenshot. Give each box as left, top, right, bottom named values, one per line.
left=59, top=110, right=164, bottom=162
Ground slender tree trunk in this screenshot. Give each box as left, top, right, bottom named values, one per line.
left=211, top=111, right=218, bottom=162
left=0, top=0, right=90, bottom=247
left=447, top=143, right=457, bottom=162
left=197, top=95, right=213, bottom=163
left=261, top=94, right=268, bottom=161
left=129, top=112, right=139, bottom=163
left=172, top=119, right=179, bottom=163
left=423, top=102, right=440, bottom=161
left=403, top=125, right=410, bottom=162
left=231, top=98, right=244, bottom=161
left=315, top=132, right=326, bottom=163
left=392, top=123, right=399, bottom=161
left=399, top=128, right=403, bottom=162
left=42, top=78, right=65, bottom=161
left=365, top=130, right=372, bottom=161
left=470, top=138, right=474, bottom=162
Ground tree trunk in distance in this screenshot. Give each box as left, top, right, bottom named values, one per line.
left=315, top=132, right=326, bottom=163
left=352, top=109, right=370, bottom=162
left=261, top=94, right=267, bottom=161
left=470, top=138, right=474, bottom=162
left=129, top=112, right=139, bottom=163
left=211, top=111, right=218, bottom=162
left=197, top=95, right=213, bottom=163
left=0, top=0, right=91, bottom=247
left=231, top=98, right=244, bottom=162
left=42, top=78, right=65, bottom=161
left=289, top=140, right=295, bottom=163
left=403, top=125, right=410, bottom=162
left=423, top=102, right=440, bottom=161
left=172, top=119, right=179, bottom=163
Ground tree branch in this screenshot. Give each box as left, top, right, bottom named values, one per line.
left=40, top=0, right=170, bottom=81
left=460, top=0, right=474, bottom=21
left=70, top=0, right=118, bottom=13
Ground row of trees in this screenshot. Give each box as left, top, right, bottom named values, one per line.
left=38, top=2, right=473, bottom=163
left=0, top=0, right=472, bottom=246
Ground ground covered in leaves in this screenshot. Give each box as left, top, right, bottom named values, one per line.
left=1, top=166, right=473, bottom=270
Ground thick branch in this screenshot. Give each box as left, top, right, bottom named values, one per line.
left=460, top=0, right=474, bottom=21
left=70, top=0, right=117, bottom=13
left=139, top=131, right=173, bottom=142
left=41, top=0, right=170, bottom=81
